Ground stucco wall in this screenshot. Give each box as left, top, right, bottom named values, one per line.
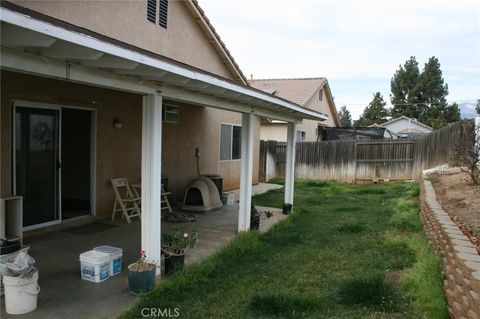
left=11, top=0, right=236, bottom=80
left=1, top=71, right=260, bottom=219
left=298, top=88, right=337, bottom=141
left=259, top=123, right=288, bottom=142
left=1, top=70, right=142, bottom=219
left=260, top=88, right=338, bottom=142
left=162, top=101, right=260, bottom=199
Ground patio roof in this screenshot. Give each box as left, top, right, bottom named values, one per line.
left=0, top=3, right=328, bottom=123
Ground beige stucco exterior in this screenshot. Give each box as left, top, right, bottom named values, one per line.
left=1, top=71, right=143, bottom=218
left=1, top=1, right=260, bottom=221
left=10, top=0, right=239, bottom=81
left=260, top=87, right=338, bottom=142
left=0, top=70, right=259, bottom=219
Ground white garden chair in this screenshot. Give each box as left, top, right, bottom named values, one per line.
left=111, top=177, right=141, bottom=223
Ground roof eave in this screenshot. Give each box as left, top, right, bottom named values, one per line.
left=0, top=4, right=328, bottom=122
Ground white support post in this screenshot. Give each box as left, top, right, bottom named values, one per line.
left=238, top=113, right=254, bottom=232
left=141, top=94, right=163, bottom=275
left=284, top=122, right=296, bottom=208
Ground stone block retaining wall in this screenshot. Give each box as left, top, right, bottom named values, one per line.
left=420, top=178, right=480, bottom=318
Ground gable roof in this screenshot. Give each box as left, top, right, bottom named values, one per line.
left=1, top=2, right=329, bottom=122
left=185, top=0, right=247, bottom=84
left=381, top=116, right=433, bottom=131
left=249, top=77, right=339, bottom=126
left=248, top=77, right=326, bottom=106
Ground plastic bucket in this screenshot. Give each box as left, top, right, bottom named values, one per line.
left=79, top=250, right=110, bottom=283
left=93, top=246, right=123, bottom=276
left=3, top=270, right=40, bottom=315
left=164, top=254, right=185, bottom=276
left=283, top=203, right=293, bottom=215
left=250, top=218, right=260, bottom=230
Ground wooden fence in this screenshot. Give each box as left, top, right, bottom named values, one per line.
left=259, top=121, right=472, bottom=183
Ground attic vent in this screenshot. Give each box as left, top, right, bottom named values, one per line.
left=147, top=0, right=156, bottom=23
left=262, top=88, right=277, bottom=95
left=159, top=0, right=169, bottom=28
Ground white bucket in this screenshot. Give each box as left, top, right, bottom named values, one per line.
left=3, top=270, right=40, bottom=315
left=222, top=192, right=235, bottom=206
left=79, top=250, right=110, bottom=283
left=93, top=246, right=123, bottom=276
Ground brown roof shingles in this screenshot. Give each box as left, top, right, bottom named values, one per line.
left=248, top=78, right=326, bottom=106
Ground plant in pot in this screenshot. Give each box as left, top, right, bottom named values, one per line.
left=162, top=227, right=198, bottom=276
left=127, top=250, right=157, bottom=295
left=250, top=202, right=273, bottom=230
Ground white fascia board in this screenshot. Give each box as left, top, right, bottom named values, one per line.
left=161, top=86, right=301, bottom=122
left=0, top=46, right=158, bottom=94
left=1, top=46, right=300, bottom=122
left=0, top=7, right=328, bottom=122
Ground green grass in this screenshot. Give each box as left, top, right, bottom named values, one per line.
left=121, top=180, right=447, bottom=319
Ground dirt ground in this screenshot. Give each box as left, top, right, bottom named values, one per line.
left=432, top=172, right=480, bottom=248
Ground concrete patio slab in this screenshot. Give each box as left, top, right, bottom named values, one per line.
left=1, top=183, right=285, bottom=319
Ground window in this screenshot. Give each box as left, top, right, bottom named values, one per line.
left=220, top=124, right=241, bottom=160
left=296, top=131, right=306, bottom=142
left=147, top=0, right=168, bottom=28
left=319, top=88, right=324, bottom=101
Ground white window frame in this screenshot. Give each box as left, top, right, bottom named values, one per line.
left=296, top=130, right=306, bottom=142
left=219, top=123, right=242, bottom=161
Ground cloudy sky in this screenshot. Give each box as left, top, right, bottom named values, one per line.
left=200, top=0, right=480, bottom=119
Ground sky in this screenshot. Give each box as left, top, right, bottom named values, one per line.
left=199, top=0, right=480, bottom=120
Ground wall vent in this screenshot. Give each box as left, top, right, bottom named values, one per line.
left=147, top=0, right=157, bottom=23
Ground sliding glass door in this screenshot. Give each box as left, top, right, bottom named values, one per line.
left=15, top=106, right=60, bottom=227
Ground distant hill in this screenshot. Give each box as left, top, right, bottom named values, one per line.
left=457, top=100, right=479, bottom=119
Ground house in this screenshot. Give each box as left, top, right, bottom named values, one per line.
left=249, top=77, right=339, bottom=142
left=0, top=1, right=328, bottom=267
left=369, top=116, right=433, bottom=139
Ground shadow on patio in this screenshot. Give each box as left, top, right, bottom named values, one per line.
left=1, top=184, right=283, bottom=319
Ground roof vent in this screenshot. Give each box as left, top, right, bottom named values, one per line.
left=262, top=88, right=277, bottom=95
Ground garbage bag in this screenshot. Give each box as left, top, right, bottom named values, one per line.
left=4, top=251, right=35, bottom=276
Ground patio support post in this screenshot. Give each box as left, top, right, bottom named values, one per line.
left=141, top=94, right=163, bottom=275
left=284, top=122, right=296, bottom=209
left=238, top=112, right=254, bottom=232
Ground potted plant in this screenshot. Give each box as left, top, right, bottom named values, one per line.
left=250, top=202, right=273, bottom=230
left=127, top=250, right=157, bottom=295
left=162, top=227, right=198, bottom=275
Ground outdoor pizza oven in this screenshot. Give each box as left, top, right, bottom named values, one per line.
left=181, top=176, right=223, bottom=212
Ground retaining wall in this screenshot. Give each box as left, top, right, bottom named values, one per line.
left=420, top=178, right=480, bottom=318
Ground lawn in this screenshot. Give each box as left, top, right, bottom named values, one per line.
left=121, top=180, right=447, bottom=319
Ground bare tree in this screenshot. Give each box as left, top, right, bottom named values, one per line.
left=448, top=120, right=480, bottom=185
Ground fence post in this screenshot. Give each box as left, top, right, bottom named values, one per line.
left=353, top=142, right=357, bottom=183
left=476, top=117, right=480, bottom=162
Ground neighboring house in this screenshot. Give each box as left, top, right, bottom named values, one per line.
left=0, top=1, right=327, bottom=263
left=249, top=77, right=339, bottom=142
left=369, top=116, right=433, bottom=139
